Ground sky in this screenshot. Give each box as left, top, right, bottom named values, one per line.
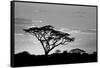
left=14, top=2, right=97, bottom=55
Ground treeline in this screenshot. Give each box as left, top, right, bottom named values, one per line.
left=13, top=49, right=97, bottom=67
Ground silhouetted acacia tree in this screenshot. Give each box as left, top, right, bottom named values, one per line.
left=23, top=25, right=75, bottom=56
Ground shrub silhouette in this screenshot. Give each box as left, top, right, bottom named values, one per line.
left=55, top=49, right=61, bottom=53
left=16, top=51, right=30, bottom=56
left=69, top=48, right=86, bottom=54
left=14, top=50, right=97, bottom=67
left=23, top=25, right=75, bottom=56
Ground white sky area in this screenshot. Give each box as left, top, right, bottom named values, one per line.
left=14, top=2, right=97, bottom=55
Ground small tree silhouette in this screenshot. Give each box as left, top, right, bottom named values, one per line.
left=55, top=50, right=61, bottom=54
left=23, top=25, right=75, bottom=56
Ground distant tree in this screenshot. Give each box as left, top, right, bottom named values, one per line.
left=93, top=51, right=97, bottom=54
left=69, top=48, right=86, bottom=54
left=55, top=50, right=61, bottom=54
left=92, top=51, right=97, bottom=56
left=16, top=51, right=30, bottom=56
left=23, top=25, right=75, bottom=56
left=63, top=50, right=68, bottom=54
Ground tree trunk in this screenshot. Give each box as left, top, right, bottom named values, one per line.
left=45, top=51, right=49, bottom=57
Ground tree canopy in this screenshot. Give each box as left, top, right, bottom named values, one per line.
left=23, top=25, right=75, bottom=55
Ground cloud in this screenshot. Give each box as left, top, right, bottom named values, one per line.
left=73, top=43, right=80, bottom=46
left=82, top=29, right=96, bottom=33
left=75, top=39, right=81, bottom=42
left=26, top=24, right=36, bottom=28
left=68, top=29, right=96, bottom=34
left=15, top=18, right=32, bottom=24
left=74, top=11, right=87, bottom=18
left=79, top=29, right=96, bottom=35
left=58, top=27, right=96, bottom=35
left=69, top=30, right=81, bottom=34
left=15, top=18, right=43, bottom=25
left=90, top=29, right=96, bottom=31
left=15, top=18, right=43, bottom=29
left=15, top=33, right=24, bottom=36
left=58, top=28, right=81, bottom=34
left=59, top=28, right=70, bottom=32
left=32, top=20, right=43, bottom=23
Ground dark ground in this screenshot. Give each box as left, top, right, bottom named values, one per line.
left=12, top=51, right=97, bottom=67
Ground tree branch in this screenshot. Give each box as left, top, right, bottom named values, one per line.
left=48, top=42, right=62, bottom=53
left=34, top=33, right=47, bottom=53
left=39, top=40, right=46, bottom=53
